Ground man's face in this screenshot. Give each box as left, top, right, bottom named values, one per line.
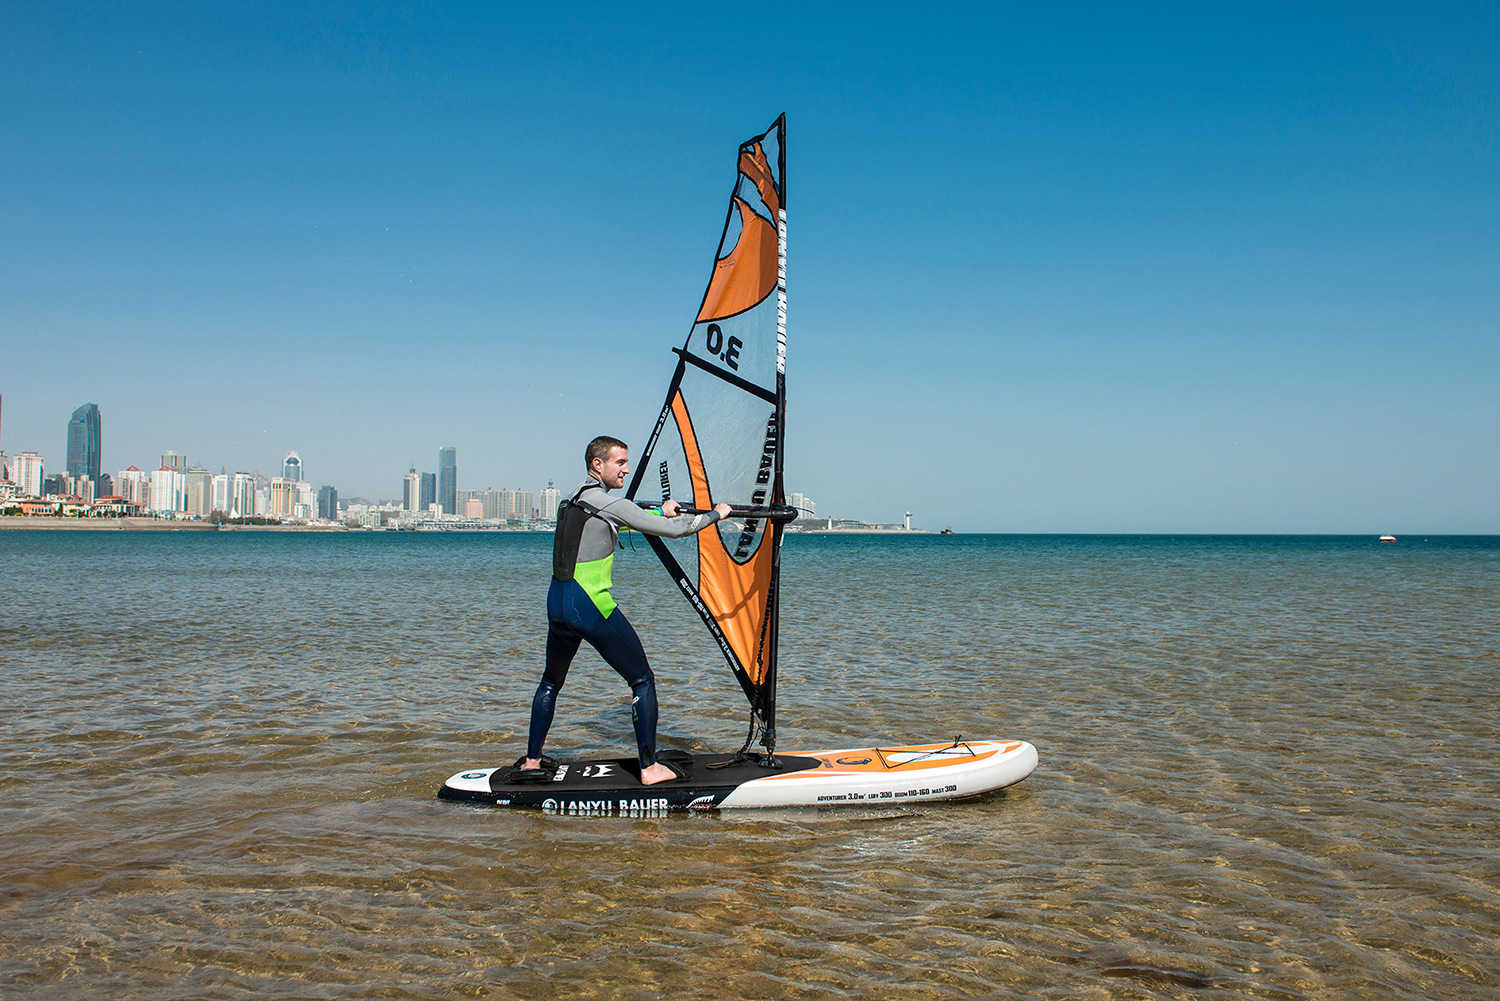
left=593, top=447, right=630, bottom=489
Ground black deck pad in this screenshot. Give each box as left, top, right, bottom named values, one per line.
left=439, top=752, right=823, bottom=814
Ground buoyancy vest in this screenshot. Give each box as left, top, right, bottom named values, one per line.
left=551, top=486, right=596, bottom=582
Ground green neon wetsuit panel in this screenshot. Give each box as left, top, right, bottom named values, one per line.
left=573, top=553, right=616, bottom=617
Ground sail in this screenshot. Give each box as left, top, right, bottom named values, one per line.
left=626, top=114, right=791, bottom=753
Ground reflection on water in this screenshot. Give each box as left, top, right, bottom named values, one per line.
left=2, top=532, right=1497, bottom=998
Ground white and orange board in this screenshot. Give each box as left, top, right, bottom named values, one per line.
left=437, top=739, right=1037, bottom=814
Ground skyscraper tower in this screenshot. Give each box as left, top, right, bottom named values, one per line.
left=403, top=467, right=420, bottom=511
left=66, top=403, right=102, bottom=484
left=282, top=451, right=303, bottom=482
left=437, top=446, right=457, bottom=515
left=419, top=472, right=436, bottom=512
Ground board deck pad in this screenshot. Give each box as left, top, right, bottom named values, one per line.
left=439, top=753, right=824, bottom=814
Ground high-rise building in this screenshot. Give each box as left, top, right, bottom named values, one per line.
left=12, top=452, right=45, bottom=497
left=419, top=472, right=436, bottom=512
left=268, top=478, right=297, bottom=517
left=211, top=473, right=230, bottom=513
left=231, top=472, right=256, bottom=517
left=478, top=489, right=501, bottom=520
left=464, top=497, right=483, bottom=519
left=184, top=468, right=214, bottom=517
left=403, top=468, right=420, bottom=511
left=437, top=447, right=456, bottom=515
left=539, top=481, right=561, bottom=521
left=67, top=475, right=96, bottom=503
left=66, top=403, right=101, bottom=484
left=161, top=450, right=187, bottom=471
left=97, top=472, right=113, bottom=498
left=788, top=492, right=816, bottom=518
left=116, top=467, right=149, bottom=506
left=282, top=451, right=303, bottom=482
left=150, top=467, right=186, bottom=513
left=318, top=485, right=338, bottom=520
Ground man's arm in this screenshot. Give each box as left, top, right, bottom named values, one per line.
left=588, top=491, right=726, bottom=539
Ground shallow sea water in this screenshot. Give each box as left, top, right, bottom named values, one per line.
left=2, top=531, right=1497, bottom=999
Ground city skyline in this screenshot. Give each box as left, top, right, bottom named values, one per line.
left=0, top=397, right=580, bottom=507
left=4, top=8, right=1497, bottom=531
left=0, top=397, right=830, bottom=517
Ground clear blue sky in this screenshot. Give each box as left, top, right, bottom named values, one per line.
left=3, top=3, right=1496, bottom=531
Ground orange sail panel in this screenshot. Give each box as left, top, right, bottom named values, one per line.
left=695, top=198, right=778, bottom=323
left=670, top=390, right=775, bottom=684
left=739, top=143, right=780, bottom=219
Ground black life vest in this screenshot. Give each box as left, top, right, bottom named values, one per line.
left=551, top=484, right=601, bottom=582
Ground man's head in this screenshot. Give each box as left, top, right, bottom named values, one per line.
left=586, top=435, right=629, bottom=488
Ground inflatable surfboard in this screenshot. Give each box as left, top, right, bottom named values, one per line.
left=438, top=739, right=1037, bottom=814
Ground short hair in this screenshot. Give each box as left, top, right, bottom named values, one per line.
left=585, top=435, right=627, bottom=470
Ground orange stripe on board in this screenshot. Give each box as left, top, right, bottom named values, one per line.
left=695, top=198, right=778, bottom=323
left=670, top=390, right=775, bottom=683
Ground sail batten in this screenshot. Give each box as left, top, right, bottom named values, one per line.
left=627, top=115, right=788, bottom=748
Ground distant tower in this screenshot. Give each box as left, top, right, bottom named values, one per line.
left=66, top=404, right=102, bottom=484
left=161, top=450, right=187, bottom=471
left=282, top=451, right=303, bottom=482
left=403, top=467, right=420, bottom=511
left=317, top=485, right=338, bottom=520
left=539, top=480, right=561, bottom=521
left=437, top=446, right=457, bottom=515
left=419, top=472, right=436, bottom=512
left=904, top=511, right=912, bottom=531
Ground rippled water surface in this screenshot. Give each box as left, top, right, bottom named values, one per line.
left=3, top=531, right=1497, bottom=999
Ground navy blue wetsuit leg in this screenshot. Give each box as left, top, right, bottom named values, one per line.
left=527, top=578, right=659, bottom=767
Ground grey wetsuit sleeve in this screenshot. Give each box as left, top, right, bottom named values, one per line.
left=583, top=489, right=721, bottom=539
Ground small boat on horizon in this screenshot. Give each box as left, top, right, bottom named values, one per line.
left=1379, top=535, right=1397, bottom=543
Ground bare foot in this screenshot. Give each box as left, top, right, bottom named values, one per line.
left=523, top=758, right=542, bottom=770
left=640, top=761, right=681, bottom=785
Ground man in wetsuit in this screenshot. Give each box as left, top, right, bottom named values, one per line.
left=522, top=436, right=731, bottom=785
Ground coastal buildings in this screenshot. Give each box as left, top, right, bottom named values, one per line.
left=2, top=403, right=804, bottom=528
left=12, top=452, right=45, bottom=497
left=66, top=404, right=101, bottom=485
left=458, top=487, right=535, bottom=521
left=437, top=447, right=457, bottom=515
left=116, top=467, right=149, bottom=506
